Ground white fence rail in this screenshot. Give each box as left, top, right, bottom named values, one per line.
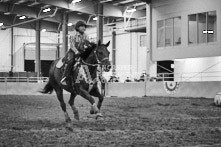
left=0, top=71, right=221, bottom=83
left=156, top=71, right=221, bottom=82
left=0, top=77, right=49, bottom=83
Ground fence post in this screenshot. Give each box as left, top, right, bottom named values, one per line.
left=5, top=77, right=7, bottom=94
left=201, top=72, right=202, bottom=81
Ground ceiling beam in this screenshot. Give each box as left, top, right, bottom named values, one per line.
left=0, top=3, right=63, bottom=23
left=1, top=7, right=58, bottom=29
left=0, top=11, right=59, bottom=32
left=38, top=0, right=144, bottom=18
left=0, top=3, right=37, bottom=17
left=112, top=0, right=130, bottom=5
left=138, top=0, right=151, bottom=3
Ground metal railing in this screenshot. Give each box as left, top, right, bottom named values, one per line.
left=156, top=71, right=221, bottom=82
left=0, top=70, right=221, bottom=83
left=0, top=77, right=49, bottom=83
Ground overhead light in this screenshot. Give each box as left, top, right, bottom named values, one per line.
left=126, top=8, right=136, bottom=13
left=93, top=17, right=98, bottom=21
left=0, top=23, right=3, bottom=26
left=19, top=16, right=26, bottom=20
left=41, top=29, right=46, bottom=32
left=72, top=0, right=81, bottom=4
left=208, top=30, right=214, bottom=34
left=43, top=8, right=51, bottom=13
left=4, top=12, right=11, bottom=15
left=68, top=23, right=73, bottom=26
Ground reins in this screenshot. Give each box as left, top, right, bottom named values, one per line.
left=81, top=45, right=108, bottom=67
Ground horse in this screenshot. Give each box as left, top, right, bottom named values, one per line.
left=40, top=40, right=111, bottom=124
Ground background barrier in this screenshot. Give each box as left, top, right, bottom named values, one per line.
left=106, top=81, right=221, bottom=98
left=0, top=81, right=220, bottom=98
left=0, top=82, right=46, bottom=95
left=0, top=82, right=68, bottom=95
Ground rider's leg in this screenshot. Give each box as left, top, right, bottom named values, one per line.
left=61, top=58, right=75, bottom=85
left=61, top=50, right=75, bottom=85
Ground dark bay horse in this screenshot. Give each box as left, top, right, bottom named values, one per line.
left=40, top=41, right=111, bottom=123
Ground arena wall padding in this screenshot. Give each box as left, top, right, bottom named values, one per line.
left=106, top=81, right=221, bottom=98
left=0, top=81, right=221, bottom=98
left=0, top=82, right=68, bottom=95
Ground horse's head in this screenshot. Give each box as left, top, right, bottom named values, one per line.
left=95, top=40, right=111, bottom=72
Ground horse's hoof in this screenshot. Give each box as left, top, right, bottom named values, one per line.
left=74, top=112, right=80, bottom=120
left=66, top=126, right=73, bottom=132
left=65, top=117, right=72, bottom=123
left=90, top=109, right=99, bottom=114
left=65, top=122, right=73, bottom=132
left=96, top=113, right=104, bottom=120
left=90, top=103, right=99, bottom=114
left=90, top=109, right=95, bottom=114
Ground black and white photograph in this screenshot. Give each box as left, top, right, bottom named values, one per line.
left=0, top=0, right=221, bottom=146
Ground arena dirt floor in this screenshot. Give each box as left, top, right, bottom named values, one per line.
left=0, top=94, right=221, bottom=147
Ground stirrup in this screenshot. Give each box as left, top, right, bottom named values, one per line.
left=61, top=77, right=67, bottom=86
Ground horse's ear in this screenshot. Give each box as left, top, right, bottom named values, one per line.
left=98, top=40, right=101, bottom=46
left=106, top=41, right=110, bottom=47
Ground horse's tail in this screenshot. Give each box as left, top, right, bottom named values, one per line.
left=40, top=81, right=54, bottom=94
left=39, top=59, right=59, bottom=94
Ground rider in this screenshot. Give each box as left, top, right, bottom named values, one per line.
left=60, top=20, right=90, bottom=85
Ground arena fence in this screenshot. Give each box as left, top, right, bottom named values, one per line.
left=0, top=71, right=220, bottom=98
left=155, top=71, right=221, bottom=82
left=0, top=77, right=48, bottom=83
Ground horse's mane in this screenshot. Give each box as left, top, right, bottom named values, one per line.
left=79, top=42, right=97, bottom=60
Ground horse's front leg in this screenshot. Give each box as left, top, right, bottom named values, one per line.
left=90, top=87, right=104, bottom=119
left=77, top=86, right=99, bottom=114
left=69, top=92, right=80, bottom=120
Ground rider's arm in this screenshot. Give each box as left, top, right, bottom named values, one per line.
left=83, top=34, right=91, bottom=48
left=69, top=35, right=80, bottom=54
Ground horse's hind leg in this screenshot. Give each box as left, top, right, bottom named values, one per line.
left=54, top=87, right=71, bottom=123
left=69, top=93, right=80, bottom=120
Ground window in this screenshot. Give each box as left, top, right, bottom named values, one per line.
left=165, top=18, right=173, bottom=47
left=188, top=11, right=217, bottom=44
left=174, top=17, right=181, bottom=45
left=140, top=35, right=147, bottom=47
left=198, top=12, right=207, bottom=43
left=157, top=20, right=165, bottom=47
left=188, top=14, right=197, bottom=44
left=208, top=11, right=217, bottom=42
left=157, top=16, right=181, bottom=48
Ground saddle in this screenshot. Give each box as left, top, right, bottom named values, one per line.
left=56, top=58, right=64, bottom=68
left=56, top=51, right=69, bottom=69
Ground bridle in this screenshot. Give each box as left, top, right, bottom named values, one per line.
left=81, top=45, right=109, bottom=67
left=94, top=50, right=109, bottom=64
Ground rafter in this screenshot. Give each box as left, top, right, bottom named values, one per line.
left=39, top=0, right=144, bottom=18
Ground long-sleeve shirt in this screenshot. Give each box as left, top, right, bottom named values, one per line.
left=69, top=31, right=89, bottom=54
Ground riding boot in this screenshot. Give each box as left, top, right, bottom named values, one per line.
left=61, top=58, right=75, bottom=85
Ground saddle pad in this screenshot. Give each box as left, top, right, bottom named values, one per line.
left=56, top=58, right=63, bottom=68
